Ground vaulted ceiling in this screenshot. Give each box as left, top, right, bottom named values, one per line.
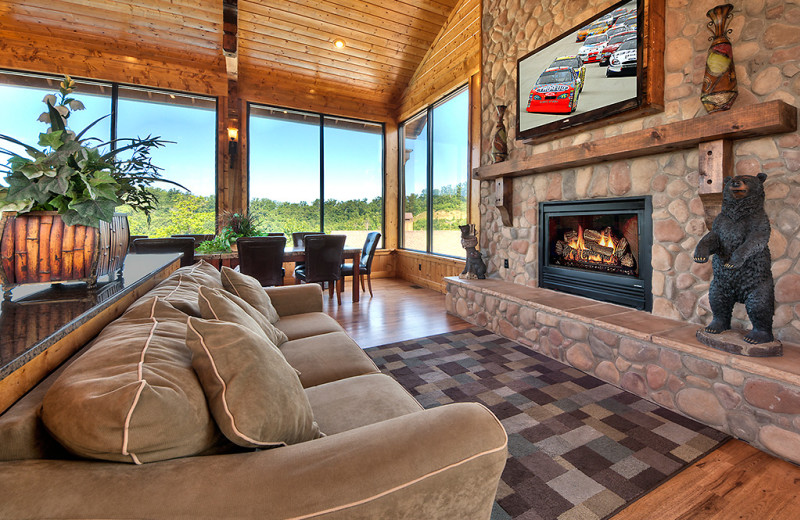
left=0, top=0, right=465, bottom=117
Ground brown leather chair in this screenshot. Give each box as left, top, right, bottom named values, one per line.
left=236, top=236, right=287, bottom=287
left=294, top=234, right=346, bottom=305
left=267, top=232, right=286, bottom=237
left=291, top=232, right=324, bottom=271
left=291, top=232, right=324, bottom=247
left=128, top=235, right=148, bottom=253
left=340, top=231, right=381, bottom=297
left=132, top=237, right=196, bottom=267
left=172, top=234, right=215, bottom=245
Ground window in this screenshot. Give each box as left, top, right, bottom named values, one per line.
left=400, top=86, right=469, bottom=257
left=0, top=72, right=111, bottom=163
left=249, top=105, right=384, bottom=248
left=117, top=87, right=217, bottom=236
left=0, top=71, right=218, bottom=237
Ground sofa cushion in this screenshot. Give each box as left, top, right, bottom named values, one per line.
left=220, top=266, right=280, bottom=323
left=305, top=373, right=422, bottom=435
left=197, top=286, right=288, bottom=347
left=127, top=262, right=223, bottom=317
left=41, top=297, right=218, bottom=464
left=275, top=312, right=343, bottom=340
left=186, top=317, right=321, bottom=448
left=280, top=332, right=379, bottom=388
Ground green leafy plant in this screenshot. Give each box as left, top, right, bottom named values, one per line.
left=194, top=211, right=262, bottom=253
left=0, top=75, right=186, bottom=227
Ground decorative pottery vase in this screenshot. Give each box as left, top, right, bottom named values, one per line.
left=491, top=105, right=508, bottom=163
left=701, top=4, right=738, bottom=113
left=0, top=211, right=129, bottom=296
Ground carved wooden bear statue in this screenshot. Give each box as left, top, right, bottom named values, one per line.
left=693, top=173, right=775, bottom=344
left=459, top=224, right=487, bottom=279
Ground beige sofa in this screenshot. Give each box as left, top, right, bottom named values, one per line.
left=0, top=262, right=507, bottom=519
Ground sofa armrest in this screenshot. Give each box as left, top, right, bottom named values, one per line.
left=265, top=283, right=323, bottom=316
left=0, top=403, right=507, bottom=520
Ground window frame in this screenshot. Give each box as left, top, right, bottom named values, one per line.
left=246, top=102, right=386, bottom=248
left=0, top=68, right=220, bottom=230
left=399, top=84, right=470, bottom=259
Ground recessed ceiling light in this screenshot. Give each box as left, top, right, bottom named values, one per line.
left=333, top=39, right=345, bottom=49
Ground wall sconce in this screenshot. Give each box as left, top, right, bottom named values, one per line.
left=227, top=126, right=239, bottom=168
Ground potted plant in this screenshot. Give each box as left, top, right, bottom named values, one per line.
left=195, top=211, right=261, bottom=254
left=0, top=75, right=185, bottom=293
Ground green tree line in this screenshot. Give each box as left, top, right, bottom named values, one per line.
left=124, top=182, right=467, bottom=238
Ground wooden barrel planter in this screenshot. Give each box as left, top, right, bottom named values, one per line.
left=0, top=211, right=130, bottom=295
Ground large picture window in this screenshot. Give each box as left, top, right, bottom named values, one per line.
left=0, top=71, right=218, bottom=237
left=249, top=105, right=384, bottom=248
left=400, top=86, right=469, bottom=257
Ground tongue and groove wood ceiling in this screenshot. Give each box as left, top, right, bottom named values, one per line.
left=1, top=0, right=464, bottom=116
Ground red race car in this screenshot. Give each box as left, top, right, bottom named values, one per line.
left=599, top=31, right=636, bottom=66
left=526, top=68, right=579, bottom=114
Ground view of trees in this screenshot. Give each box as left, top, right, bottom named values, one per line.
left=405, top=182, right=468, bottom=230
left=124, top=187, right=385, bottom=237
left=125, top=182, right=466, bottom=239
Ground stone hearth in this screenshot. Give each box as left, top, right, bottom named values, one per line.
left=446, top=276, right=800, bottom=466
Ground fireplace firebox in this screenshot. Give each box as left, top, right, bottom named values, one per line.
left=539, top=197, right=652, bottom=310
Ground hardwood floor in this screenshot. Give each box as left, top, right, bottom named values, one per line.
left=325, top=277, right=800, bottom=519
left=322, top=277, right=472, bottom=348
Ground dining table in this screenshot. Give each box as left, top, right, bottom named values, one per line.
left=195, top=245, right=362, bottom=302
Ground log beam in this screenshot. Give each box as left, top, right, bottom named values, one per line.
left=473, top=100, right=797, bottom=181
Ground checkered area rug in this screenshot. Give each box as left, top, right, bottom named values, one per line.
left=365, top=327, right=729, bottom=520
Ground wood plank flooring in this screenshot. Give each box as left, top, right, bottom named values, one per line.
left=325, top=277, right=800, bottom=519
left=323, top=277, right=472, bottom=348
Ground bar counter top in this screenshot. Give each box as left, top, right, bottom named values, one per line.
left=0, top=253, right=181, bottom=397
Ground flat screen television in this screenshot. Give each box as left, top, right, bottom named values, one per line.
left=516, top=0, right=646, bottom=142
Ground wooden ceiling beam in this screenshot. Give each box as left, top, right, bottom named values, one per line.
left=223, top=0, right=238, bottom=80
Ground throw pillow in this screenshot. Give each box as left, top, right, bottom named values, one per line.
left=197, top=286, right=288, bottom=347
left=185, top=317, right=321, bottom=448
left=41, top=297, right=219, bottom=464
left=220, top=266, right=280, bottom=323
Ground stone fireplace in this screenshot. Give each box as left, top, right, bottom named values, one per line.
left=539, top=196, right=652, bottom=311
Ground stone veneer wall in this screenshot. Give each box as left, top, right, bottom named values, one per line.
left=446, top=277, right=800, bottom=465
left=480, top=0, right=800, bottom=343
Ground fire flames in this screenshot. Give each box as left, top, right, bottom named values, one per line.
left=554, top=224, right=634, bottom=270
left=565, top=226, right=619, bottom=265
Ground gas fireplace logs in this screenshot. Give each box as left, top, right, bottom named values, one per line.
left=554, top=227, right=634, bottom=270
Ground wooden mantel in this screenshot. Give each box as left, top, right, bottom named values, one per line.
left=474, top=100, right=797, bottom=181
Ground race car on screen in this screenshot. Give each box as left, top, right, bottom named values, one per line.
left=526, top=68, right=580, bottom=114
left=606, top=38, right=638, bottom=76
left=547, top=55, right=586, bottom=92
left=577, top=33, right=609, bottom=64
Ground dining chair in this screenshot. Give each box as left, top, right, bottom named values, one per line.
left=294, top=234, right=346, bottom=305
left=128, top=235, right=148, bottom=253
left=172, top=234, right=215, bottom=245
left=291, top=232, right=325, bottom=247
left=236, top=236, right=287, bottom=287
left=340, top=231, right=381, bottom=297
left=291, top=232, right=325, bottom=271
left=266, top=232, right=286, bottom=237
left=132, top=237, right=196, bottom=267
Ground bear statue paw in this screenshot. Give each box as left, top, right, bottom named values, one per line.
left=744, top=330, right=774, bottom=344
left=704, top=320, right=729, bottom=334
left=694, top=255, right=708, bottom=263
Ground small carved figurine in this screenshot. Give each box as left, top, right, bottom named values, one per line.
left=693, top=173, right=775, bottom=344
left=459, top=224, right=487, bottom=279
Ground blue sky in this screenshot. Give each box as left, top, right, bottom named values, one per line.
left=2, top=77, right=466, bottom=204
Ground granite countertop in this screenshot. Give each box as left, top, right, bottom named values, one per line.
left=0, top=253, right=181, bottom=380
